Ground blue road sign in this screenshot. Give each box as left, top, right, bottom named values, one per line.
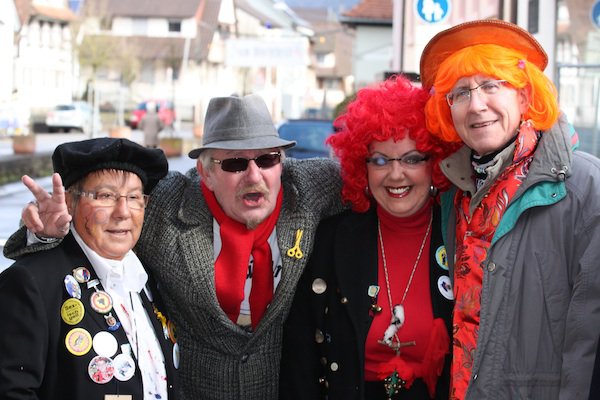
left=592, top=0, right=600, bottom=29
left=415, top=0, right=450, bottom=24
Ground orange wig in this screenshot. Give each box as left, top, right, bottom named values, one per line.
left=424, top=44, right=560, bottom=143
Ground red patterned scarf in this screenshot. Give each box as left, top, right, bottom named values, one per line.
left=201, top=182, right=283, bottom=329
left=450, top=121, right=540, bottom=399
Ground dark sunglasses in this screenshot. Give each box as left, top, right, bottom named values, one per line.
left=211, top=152, right=282, bottom=173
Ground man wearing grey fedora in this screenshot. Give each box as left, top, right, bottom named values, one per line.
left=5, top=94, right=344, bottom=399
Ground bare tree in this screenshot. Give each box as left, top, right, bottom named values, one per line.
left=73, top=0, right=140, bottom=132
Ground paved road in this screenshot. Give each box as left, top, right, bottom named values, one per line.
left=0, top=131, right=196, bottom=272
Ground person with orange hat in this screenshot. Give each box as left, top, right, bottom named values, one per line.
left=421, top=19, right=600, bottom=400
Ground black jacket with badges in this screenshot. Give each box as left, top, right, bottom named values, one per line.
left=279, top=205, right=452, bottom=400
left=0, top=233, right=178, bottom=400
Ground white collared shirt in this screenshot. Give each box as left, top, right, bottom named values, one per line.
left=71, top=227, right=168, bottom=400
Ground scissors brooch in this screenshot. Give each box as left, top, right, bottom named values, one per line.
left=287, top=229, right=304, bottom=259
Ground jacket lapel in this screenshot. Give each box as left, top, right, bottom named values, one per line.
left=334, top=210, right=379, bottom=337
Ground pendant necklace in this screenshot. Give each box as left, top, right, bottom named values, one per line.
left=377, top=211, right=432, bottom=399
left=377, top=211, right=432, bottom=354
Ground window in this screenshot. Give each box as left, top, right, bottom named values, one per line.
left=168, top=21, right=181, bottom=33
left=316, top=52, right=335, bottom=68
left=132, top=18, right=147, bottom=36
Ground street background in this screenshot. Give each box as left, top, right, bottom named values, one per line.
left=0, top=130, right=196, bottom=272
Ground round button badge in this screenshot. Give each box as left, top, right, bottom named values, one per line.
left=88, top=355, right=115, bottom=384
left=172, top=342, right=180, bottom=369
left=113, top=353, right=136, bottom=381
left=435, top=246, right=449, bottom=270
left=72, top=266, right=91, bottom=283
left=92, top=331, right=118, bottom=358
left=65, top=327, right=92, bottom=356
left=63, top=275, right=82, bottom=299
left=437, top=275, right=454, bottom=301
left=61, top=298, right=85, bottom=325
left=90, top=290, right=113, bottom=314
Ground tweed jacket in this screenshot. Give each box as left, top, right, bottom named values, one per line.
left=279, top=205, right=453, bottom=400
left=439, top=114, right=600, bottom=399
left=135, top=157, right=343, bottom=400
left=3, top=157, right=343, bottom=399
left=0, top=234, right=178, bottom=400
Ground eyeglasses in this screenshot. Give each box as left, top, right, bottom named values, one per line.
left=445, top=80, right=508, bottom=107
left=211, top=152, right=282, bottom=173
left=70, top=190, right=149, bottom=210
left=365, top=154, right=430, bottom=169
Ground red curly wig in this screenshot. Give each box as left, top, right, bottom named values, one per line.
left=329, top=75, right=457, bottom=213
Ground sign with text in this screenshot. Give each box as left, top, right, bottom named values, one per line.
left=225, top=38, right=309, bottom=67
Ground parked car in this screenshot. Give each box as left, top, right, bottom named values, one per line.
left=277, top=119, right=334, bottom=159
left=128, top=100, right=175, bottom=129
left=45, top=102, right=99, bottom=134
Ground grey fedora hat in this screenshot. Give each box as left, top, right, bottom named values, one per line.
left=188, top=94, right=295, bottom=159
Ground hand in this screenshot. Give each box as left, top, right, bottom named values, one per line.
left=22, top=173, right=72, bottom=238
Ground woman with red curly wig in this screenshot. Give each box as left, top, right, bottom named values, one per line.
left=280, top=75, right=456, bottom=400
left=420, top=20, right=600, bottom=400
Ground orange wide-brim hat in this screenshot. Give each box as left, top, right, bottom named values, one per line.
left=419, top=19, right=548, bottom=89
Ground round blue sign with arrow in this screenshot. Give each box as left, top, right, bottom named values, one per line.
left=592, top=0, right=600, bottom=29
left=415, top=0, right=450, bottom=24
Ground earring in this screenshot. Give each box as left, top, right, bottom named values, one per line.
left=365, top=185, right=371, bottom=197
left=429, top=185, right=438, bottom=197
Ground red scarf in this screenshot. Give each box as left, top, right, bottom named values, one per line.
left=201, top=182, right=283, bottom=329
left=450, top=121, right=540, bottom=399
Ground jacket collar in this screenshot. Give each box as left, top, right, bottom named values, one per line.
left=440, top=113, right=574, bottom=196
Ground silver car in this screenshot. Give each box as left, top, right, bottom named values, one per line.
left=46, top=102, right=100, bottom=134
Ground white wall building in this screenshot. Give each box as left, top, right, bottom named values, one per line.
left=0, top=1, right=19, bottom=105
left=81, top=0, right=314, bottom=126
left=13, top=0, right=76, bottom=112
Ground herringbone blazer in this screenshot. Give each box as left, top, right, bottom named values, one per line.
left=136, top=158, right=344, bottom=400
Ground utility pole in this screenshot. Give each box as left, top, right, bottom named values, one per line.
left=392, top=0, right=404, bottom=72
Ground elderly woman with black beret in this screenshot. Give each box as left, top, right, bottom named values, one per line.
left=0, top=138, right=178, bottom=399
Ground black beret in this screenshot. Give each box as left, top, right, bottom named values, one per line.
left=52, top=138, right=168, bottom=194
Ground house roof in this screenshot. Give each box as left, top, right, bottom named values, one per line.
left=196, top=0, right=221, bottom=60
left=82, top=0, right=220, bottom=63
left=103, top=0, right=203, bottom=19
left=33, top=4, right=77, bottom=21
left=111, top=36, right=194, bottom=60
left=14, top=0, right=33, bottom=26
left=106, top=30, right=212, bottom=62
left=340, top=0, right=392, bottom=25
left=14, top=0, right=77, bottom=25
left=235, top=0, right=313, bottom=34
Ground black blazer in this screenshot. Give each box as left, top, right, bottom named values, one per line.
left=280, top=205, right=452, bottom=400
left=0, top=234, right=178, bottom=400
